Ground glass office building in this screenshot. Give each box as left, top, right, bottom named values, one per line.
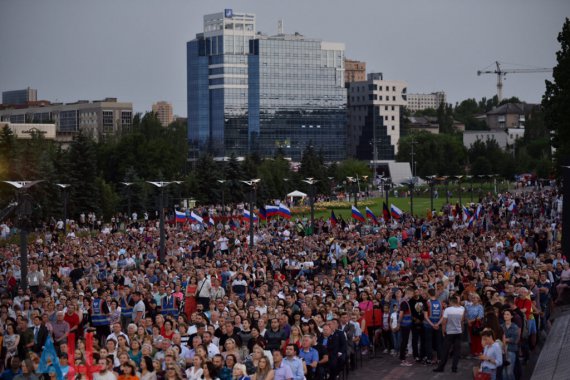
left=187, top=10, right=347, bottom=161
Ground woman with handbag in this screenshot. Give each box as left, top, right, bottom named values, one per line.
left=465, top=294, right=484, bottom=356
left=474, top=329, right=503, bottom=380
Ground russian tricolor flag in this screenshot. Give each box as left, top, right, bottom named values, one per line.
left=278, top=204, right=292, bottom=220
left=190, top=211, right=203, bottom=224
left=475, top=205, right=482, bottom=220
left=351, top=206, right=365, bottom=222
left=365, top=207, right=378, bottom=224
left=391, top=204, right=403, bottom=219
left=175, top=210, right=186, bottom=223
left=266, top=205, right=279, bottom=218
left=243, top=209, right=258, bottom=222
left=462, top=205, right=472, bottom=222
left=208, top=217, right=215, bottom=226
left=508, top=201, right=517, bottom=212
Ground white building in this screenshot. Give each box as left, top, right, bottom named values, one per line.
left=406, top=91, right=446, bottom=112
left=347, top=73, right=407, bottom=159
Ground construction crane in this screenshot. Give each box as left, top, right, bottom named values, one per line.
left=477, top=61, right=552, bottom=102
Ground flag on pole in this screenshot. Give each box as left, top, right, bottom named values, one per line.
left=351, top=205, right=365, bottom=222
left=462, top=205, right=472, bottom=222
left=508, top=200, right=517, bottom=212
left=475, top=205, right=482, bottom=220
left=190, top=211, right=203, bottom=224
left=330, top=210, right=338, bottom=226
left=243, top=209, right=258, bottom=222
left=365, top=207, right=378, bottom=224
left=391, top=204, right=403, bottom=219
left=266, top=205, right=279, bottom=218
left=278, top=204, right=292, bottom=219
left=38, top=336, right=64, bottom=380
left=383, top=202, right=390, bottom=221
left=175, top=210, right=186, bottom=223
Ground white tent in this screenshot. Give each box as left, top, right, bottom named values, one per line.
left=287, top=190, right=307, bottom=198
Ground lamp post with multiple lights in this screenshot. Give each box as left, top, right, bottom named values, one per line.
left=302, top=177, right=318, bottom=228
left=2, top=181, right=43, bottom=290
left=146, top=181, right=174, bottom=263
left=241, top=179, right=260, bottom=249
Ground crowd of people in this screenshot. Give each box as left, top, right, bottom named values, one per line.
left=0, top=186, right=567, bottom=380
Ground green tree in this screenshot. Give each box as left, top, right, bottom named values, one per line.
left=398, top=132, right=467, bottom=177
left=68, top=133, right=100, bottom=216
left=543, top=17, right=570, bottom=167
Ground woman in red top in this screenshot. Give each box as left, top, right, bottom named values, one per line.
left=184, top=276, right=198, bottom=321
left=160, top=319, right=175, bottom=340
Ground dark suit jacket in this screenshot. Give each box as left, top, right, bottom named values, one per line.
left=29, top=324, right=48, bottom=353
left=341, top=323, right=356, bottom=354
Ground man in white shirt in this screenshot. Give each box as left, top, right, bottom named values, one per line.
left=433, top=295, right=465, bottom=373
left=196, top=271, right=212, bottom=310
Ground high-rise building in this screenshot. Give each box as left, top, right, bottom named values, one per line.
left=0, top=98, right=132, bottom=142
left=347, top=73, right=407, bottom=160
left=406, top=91, right=446, bottom=112
left=152, top=101, right=174, bottom=127
left=344, top=59, right=366, bottom=85
left=2, top=87, right=37, bottom=105
left=187, top=10, right=347, bottom=161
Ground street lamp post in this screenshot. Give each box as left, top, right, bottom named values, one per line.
left=347, top=177, right=358, bottom=207
left=241, top=179, right=260, bottom=250
left=120, top=182, right=133, bottom=220
left=3, top=181, right=43, bottom=291
left=146, top=181, right=174, bottom=263
left=302, top=178, right=318, bottom=228
left=402, top=178, right=415, bottom=217
left=384, top=179, right=391, bottom=206
left=55, top=183, right=70, bottom=231
left=427, top=176, right=436, bottom=212
left=217, top=180, right=226, bottom=215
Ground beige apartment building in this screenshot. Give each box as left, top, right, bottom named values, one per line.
left=344, top=59, right=367, bottom=85
left=152, top=101, right=174, bottom=127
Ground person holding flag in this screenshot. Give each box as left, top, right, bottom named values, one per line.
left=366, top=207, right=379, bottom=224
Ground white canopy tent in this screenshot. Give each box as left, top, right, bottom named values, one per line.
left=287, top=190, right=307, bottom=198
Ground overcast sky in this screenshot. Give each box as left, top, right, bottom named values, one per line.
left=0, top=0, right=567, bottom=116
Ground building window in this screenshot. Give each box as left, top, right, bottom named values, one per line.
left=102, top=110, right=114, bottom=132
left=391, top=106, right=395, bottom=111
left=391, top=116, right=395, bottom=120
left=59, top=110, right=78, bottom=132
left=392, top=126, right=395, bottom=130
left=121, top=111, right=132, bottom=129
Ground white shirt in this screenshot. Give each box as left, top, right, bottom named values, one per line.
left=443, top=306, right=465, bottom=334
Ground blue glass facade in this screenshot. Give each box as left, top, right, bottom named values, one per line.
left=187, top=12, right=347, bottom=161
left=248, top=38, right=346, bottom=161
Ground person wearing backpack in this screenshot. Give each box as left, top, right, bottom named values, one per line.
left=423, top=289, right=443, bottom=365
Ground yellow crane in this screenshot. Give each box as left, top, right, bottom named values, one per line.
left=477, top=61, right=552, bottom=102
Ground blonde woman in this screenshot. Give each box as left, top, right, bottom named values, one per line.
left=252, top=356, right=274, bottom=380
left=222, top=338, right=242, bottom=363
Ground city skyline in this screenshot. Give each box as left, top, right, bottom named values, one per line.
left=0, top=0, right=567, bottom=116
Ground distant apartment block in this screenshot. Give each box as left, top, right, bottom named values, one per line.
left=152, top=101, right=174, bottom=127
left=486, top=102, right=537, bottom=130
left=406, top=91, right=446, bottom=112
left=2, top=87, right=37, bottom=105
left=347, top=73, right=407, bottom=160
left=0, top=98, right=132, bottom=142
left=345, top=59, right=366, bottom=85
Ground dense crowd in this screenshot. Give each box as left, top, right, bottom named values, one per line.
left=0, top=186, right=567, bottom=380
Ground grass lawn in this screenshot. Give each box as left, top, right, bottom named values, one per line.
left=294, top=182, right=512, bottom=220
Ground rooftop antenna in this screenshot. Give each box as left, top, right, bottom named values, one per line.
left=278, top=19, right=284, bottom=34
